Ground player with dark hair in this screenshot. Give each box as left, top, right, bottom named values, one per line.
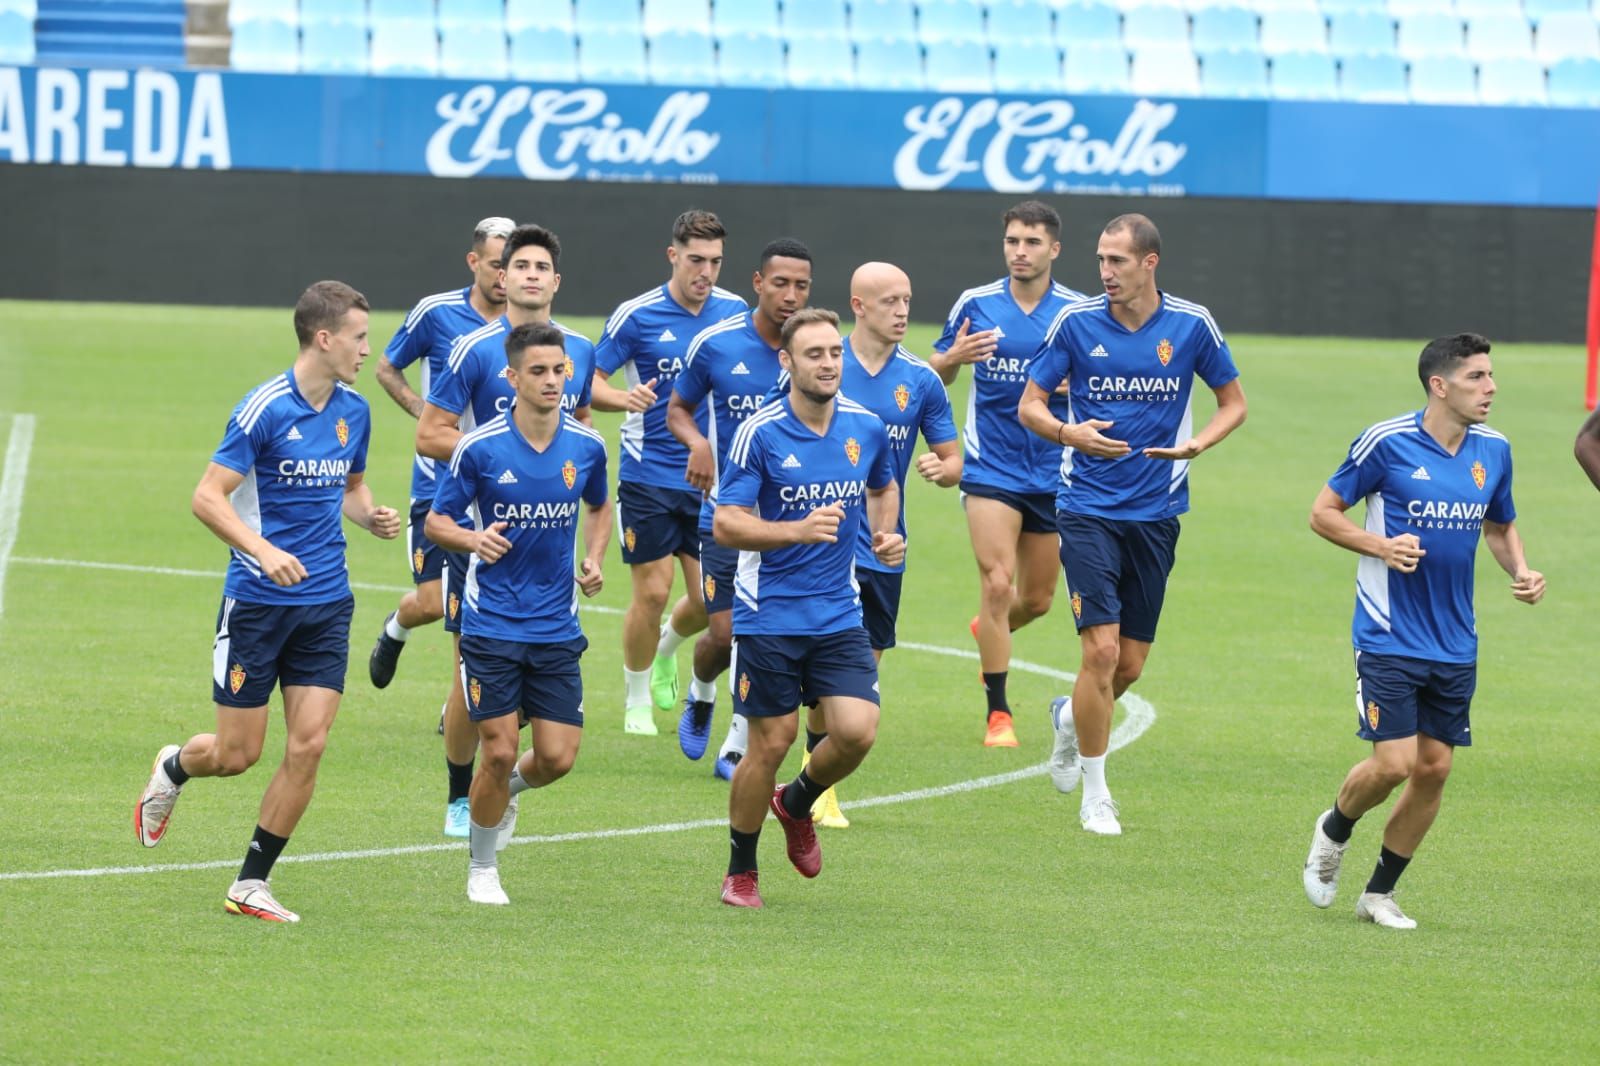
left=590, top=209, right=748, bottom=737
left=1301, top=333, right=1543, bottom=929
left=1019, top=213, right=1247, bottom=836
left=134, top=281, right=402, bottom=923
left=931, top=200, right=1087, bottom=748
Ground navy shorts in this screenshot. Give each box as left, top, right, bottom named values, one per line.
left=857, top=568, right=903, bottom=651
left=459, top=633, right=588, bottom=726
left=1056, top=510, right=1181, bottom=644
left=441, top=548, right=471, bottom=635
left=732, top=628, right=880, bottom=718
left=617, top=481, right=701, bottom=565
left=406, top=498, right=445, bottom=585
left=699, top=535, right=738, bottom=614
left=961, top=480, right=1057, bottom=536
left=211, top=595, right=354, bottom=707
left=1354, top=651, right=1475, bottom=747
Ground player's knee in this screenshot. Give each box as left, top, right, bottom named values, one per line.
left=706, top=614, right=733, bottom=649
left=478, top=735, right=518, bottom=777
left=830, top=715, right=879, bottom=756
left=1113, top=661, right=1143, bottom=692
left=1411, top=755, right=1451, bottom=791
left=1018, top=586, right=1054, bottom=621
left=536, top=746, right=578, bottom=782
left=1372, top=752, right=1414, bottom=788
left=1079, top=637, right=1120, bottom=678
left=215, top=746, right=259, bottom=777
left=979, top=565, right=1016, bottom=603
left=285, top=730, right=329, bottom=771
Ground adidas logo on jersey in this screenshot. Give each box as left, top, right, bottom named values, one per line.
left=286, top=426, right=303, bottom=440
left=731, top=361, right=750, bottom=375
left=992, top=326, right=1005, bottom=338
left=1411, top=466, right=1431, bottom=481
left=781, top=454, right=802, bottom=469
left=1089, top=344, right=1110, bottom=358
left=497, top=469, right=519, bottom=484
left=658, top=329, right=677, bottom=342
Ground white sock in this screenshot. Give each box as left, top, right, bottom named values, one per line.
left=624, top=667, right=651, bottom=708
left=718, top=713, right=749, bottom=758
left=385, top=614, right=410, bottom=642
left=690, top=674, right=716, bottom=703
left=656, top=621, right=688, bottom=658
left=1080, top=754, right=1109, bottom=804
left=508, top=766, right=532, bottom=797
left=468, top=819, right=498, bottom=868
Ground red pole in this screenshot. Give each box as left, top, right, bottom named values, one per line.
left=1588, top=202, right=1600, bottom=411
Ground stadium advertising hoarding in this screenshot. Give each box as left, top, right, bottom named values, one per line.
left=1, top=64, right=1595, bottom=208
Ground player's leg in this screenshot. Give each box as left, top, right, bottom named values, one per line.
left=369, top=499, right=446, bottom=688
left=714, top=639, right=751, bottom=780
left=651, top=544, right=707, bottom=711
left=722, top=636, right=804, bottom=906
left=442, top=632, right=475, bottom=836
left=681, top=539, right=735, bottom=761
left=460, top=634, right=527, bottom=905
left=497, top=636, right=588, bottom=850
left=781, top=629, right=879, bottom=843
left=622, top=556, right=676, bottom=735
left=965, top=494, right=1025, bottom=743
left=1012, top=525, right=1060, bottom=631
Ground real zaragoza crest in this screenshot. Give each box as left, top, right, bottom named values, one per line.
left=562, top=459, right=577, bottom=489
left=844, top=437, right=861, bottom=466
left=334, top=417, right=350, bottom=447
left=1156, top=339, right=1173, bottom=366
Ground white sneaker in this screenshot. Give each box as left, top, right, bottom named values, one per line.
left=1048, top=696, right=1081, bottom=794
left=135, top=744, right=183, bottom=848
left=1302, top=809, right=1349, bottom=908
left=1080, top=796, right=1122, bottom=836
left=225, top=878, right=300, bottom=923
left=467, top=864, right=510, bottom=906
left=495, top=794, right=519, bottom=852
left=1356, top=891, right=1417, bottom=930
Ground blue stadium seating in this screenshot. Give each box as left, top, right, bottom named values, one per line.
left=1270, top=49, right=1339, bottom=96
left=1339, top=51, right=1408, bottom=99
left=918, top=0, right=986, bottom=43
left=786, top=33, right=855, bottom=86
left=438, top=0, right=504, bottom=32
left=986, top=0, right=1055, bottom=45
left=0, top=0, right=37, bottom=17
left=1396, top=13, right=1463, bottom=59
left=1535, top=12, right=1600, bottom=62
left=1523, top=0, right=1591, bottom=20
left=1465, top=13, right=1533, bottom=60
left=579, top=26, right=647, bottom=80
left=440, top=24, right=507, bottom=77
left=506, top=0, right=574, bottom=33
left=1477, top=55, right=1547, bottom=103
left=0, top=9, right=33, bottom=64
left=369, top=0, right=436, bottom=28
left=229, top=0, right=297, bottom=29
left=576, top=0, right=642, bottom=35
left=850, top=0, right=917, bottom=42
left=1259, top=10, right=1328, bottom=55
left=230, top=18, right=299, bottom=72
left=1131, top=43, right=1201, bottom=94
left=1122, top=5, right=1190, bottom=49
left=370, top=22, right=438, bottom=75
left=1318, top=0, right=1386, bottom=12
left=1055, top=2, right=1122, bottom=48
left=299, top=0, right=366, bottom=28
left=1385, top=0, right=1453, bottom=15
left=301, top=20, right=369, bottom=73
left=711, top=0, right=778, bottom=37
left=1192, top=8, right=1260, bottom=54
left=992, top=39, right=1063, bottom=91
left=1200, top=47, right=1271, bottom=96
left=648, top=28, right=715, bottom=83
left=1408, top=53, right=1477, bottom=101
left=925, top=38, right=995, bottom=90
left=783, top=0, right=849, bottom=40
left=855, top=36, right=925, bottom=87
left=1453, top=0, right=1513, bottom=16
left=1547, top=55, right=1600, bottom=105
left=644, top=0, right=710, bottom=36
left=1328, top=11, right=1395, bottom=56
left=1062, top=42, right=1130, bottom=91
left=716, top=30, right=785, bottom=86
left=507, top=25, right=579, bottom=79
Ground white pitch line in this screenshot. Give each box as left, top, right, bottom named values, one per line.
left=0, top=414, right=38, bottom=621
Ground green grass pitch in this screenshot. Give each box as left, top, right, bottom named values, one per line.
left=1, top=301, right=1597, bottom=1063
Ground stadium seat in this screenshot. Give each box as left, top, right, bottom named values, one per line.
left=579, top=26, right=648, bottom=80
left=644, top=0, right=711, bottom=36
left=1464, top=13, right=1533, bottom=59
left=230, top=19, right=300, bottom=73
left=301, top=20, right=369, bottom=72
left=786, top=34, right=856, bottom=86
left=855, top=37, right=926, bottom=88
left=229, top=0, right=298, bottom=29
left=1130, top=42, right=1202, bottom=93
left=992, top=39, right=1063, bottom=90
left=1249, top=0, right=1319, bottom=12
left=1476, top=55, right=1547, bottom=102
left=925, top=38, right=996, bottom=90
left=368, top=0, right=435, bottom=28
left=1534, top=12, right=1600, bottom=62
left=0, top=9, right=32, bottom=64
left=850, top=0, right=917, bottom=42
left=0, top=0, right=36, bottom=17
left=440, top=24, right=508, bottom=77
left=1062, top=42, right=1130, bottom=90
left=783, top=0, right=849, bottom=39
left=1452, top=0, right=1510, bottom=14
left=1199, top=47, right=1270, bottom=95
left=506, top=0, right=574, bottom=33
left=1547, top=55, right=1600, bottom=104
left=1395, top=12, right=1463, bottom=58
left=1318, top=0, right=1386, bottom=12
left=370, top=22, right=439, bottom=75
left=1327, top=11, right=1395, bottom=56
left=576, top=0, right=643, bottom=34
left=1191, top=7, right=1259, bottom=53
left=1269, top=49, right=1339, bottom=96
left=1385, top=0, right=1453, bottom=14
left=299, top=0, right=366, bottom=28
left=1523, top=0, right=1590, bottom=18
left=508, top=25, right=580, bottom=79
left=986, top=0, right=1055, bottom=45
left=712, top=0, right=779, bottom=36
left=438, top=0, right=504, bottom=32
left=1259, top=10, right=1328, bottom=54
left=717, top=29, right=785, bottom=85
left=1122, top=5, right=1190, bottom=49
left=1055, top=2, right=1122, bottom=47
left=648, top=28, right=715, bottom=83
left=918, top=0, right=986, bottom=43
left=1407, top=52, right=1477, bottom=100
left=1339, top=51, right=1408, bottom=99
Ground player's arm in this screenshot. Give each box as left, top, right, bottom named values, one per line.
left=1482, top=519, right=1545, bottom=604
left=576, top=496, right=613, bottom=597
left=374, top=357, right=424, bottom=419
left=1144, top=379, right=1249, bottom=461
left=1017, top=380, right=1129, bottom=457
left=1307, top=485, right=1424, bottom=573
left=928, top=317, right=998, bottom=385
left=415, top=402, right=463, bottom=462
left=667, top=391, right=714, bottom=491
left=191, top=462, right=307, bottom=586
left=1574, top=406, right=1600, bottom=491
left=573, top=405, right=593, bottom=427
left=588, top=369, right=659, bottom=414
left=914, top=438, right=963, bottom=487
left=714, top=502, right=844, bottom=551
left=341, top=470, right=401, bottom=539
left=865, top=480, right=907, bottom=568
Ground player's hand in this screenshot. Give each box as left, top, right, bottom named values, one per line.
left=1144, top=438, right=1203, bottom=461
left=796, top=502, right=845, bottom=544
left=367, top=506, right=402, bottom=540
left=684, top=440, right=715, bottom=492
left=577, top=557, right=604, bottom=598
left=914, top=452, right=947, bottom=483
left=872, top=531, right=906, bottom=568
left=475, top=521, right=513, bottom=564
left=625, top=377, right=659, bottom=413
left=1510, top=568, right=1545, bottom=604
left=943, top=318, right=999, bottom=366
left=257, top=544, right=308, bottom=587
left=1379, top=533, right=1425, bottom=573
left=1067, top=420, right=1131, bottom=457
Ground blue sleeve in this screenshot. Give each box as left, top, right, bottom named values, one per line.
left=917, top=371, right=958, bottom=446
left=431, top=443, right=475, bottom=526
left=762, top=370, right=791, bottom=407
left=384, top=308, right=430, bottom=370
left=1197, top=334, right=1240, bottom=390
left=867, top=423, right=894, bottom=491
left=674, top=343, right=714, bottom=405
left=1326, top=437, right=1384, bottom=505
left=1027, top=334, right=1069, bottom=392
left=582, top=443, right=608, bottom=507
left=1488, top=445, right=1516, bottom=524
left=933, top=296, right=968, bottom=353
left=717, top=429, right=764, bottom=509
left=427, top=351, right=471, bottom=415
left=210, top=397, right=269, bottom=475
left=574, top=342, right=594, bottom=408
left=352, top=407, right=370, bottom=475
left=594, top=313, right=633, bottom=375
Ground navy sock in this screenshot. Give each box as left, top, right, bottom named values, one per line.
left=1323, top=803, right=1358, bottom=844
left=982, top=672, right=1010, bottom=715
left=163, top=750, right=190, bottom=787
left=805, top=729, right=827, bottom=754
left=728, top=827, right=760, bottom=875
left=447, top=758, right=473, bottom=803
left=1365, top=845, right=1412, bottom=895
left=237, top=825, right=289, bottom=883
left=782, top=768, right=824, bottom=819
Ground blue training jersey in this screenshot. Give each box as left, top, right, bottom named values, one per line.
left=385, top=286, right=488, bottom=503
left=717, top=395, right=895, bottom=636
left=595, top=283, right=749, bottom=490
left=431, top=409, right=609, bottom=644
left=1326, top=412, right=1516, bottom=664
left=210, top=370, right=371, bottom=606
left=1030, top=292, right=1239, bottom=521
left=427, top=315, right=595, bottom=432
left=673, top=311, right=785, bottom=532
left=935, top=277, right=1086, bottom=496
